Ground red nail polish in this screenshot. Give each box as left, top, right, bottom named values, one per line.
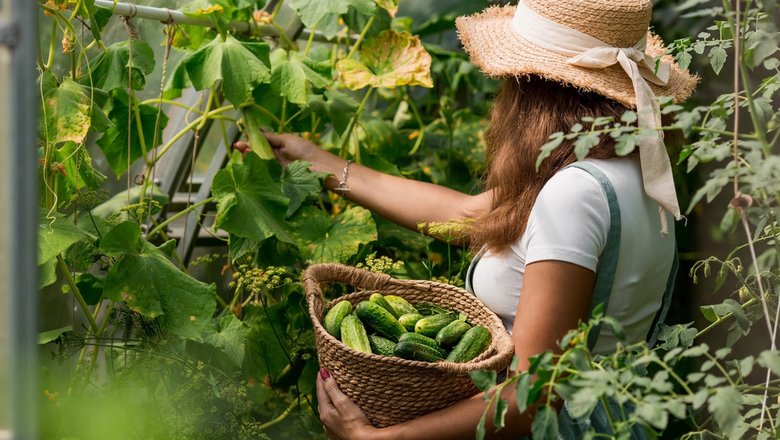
left=319, top=368, right=330, bottom=380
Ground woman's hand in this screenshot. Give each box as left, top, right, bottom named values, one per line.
left=233, top=132, right=326, bottom=168
left=316, top=368, right=379, bottom=440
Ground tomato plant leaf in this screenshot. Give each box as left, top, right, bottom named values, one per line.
left=280, top=161, right=324, bottom=217
left=290, top=206, right=377, bottom=263
left=707, top=387, right=743, bottom=435
left=531, top=405, right=559, bottom=440
left=290, top=0, right=375, bottom=39
left=212, top=153, right=293, bottom=244
left=204, top=314, right=250, bottom=367
left=100, top=221, right=216, bottom=340
left=337, top=30, right=433, bottom=90
left=96, top=90, right=168, bottom=177
left=182, top=34, right=271, bottom=107
left=87, top=40, right=155, bottom=91
left=270, top=48, right=331, bottom=106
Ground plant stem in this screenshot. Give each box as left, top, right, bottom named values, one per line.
left=153, top=105, right=234, bottom=163
left=57, top=255, right=99, bottom=334
left=259, top=398, right=301, bottom=430
left=338, top=88, right=373, bottom=158
left=147, top=196, right=215, bottom=239
left=346, top=16, right=375, bottom=59
left=140, top=98, right=205, bottom=113
left=695, top=297, right=758, bottom=339
left=303, top=23, right=317, bottom=56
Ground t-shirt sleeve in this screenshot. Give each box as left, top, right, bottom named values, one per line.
left=520, top=167, right=610, bottom=272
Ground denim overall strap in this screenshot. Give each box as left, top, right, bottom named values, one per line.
left=568, top=162, right=622, bottom=351
left=646, top=248, right=679, bottom=346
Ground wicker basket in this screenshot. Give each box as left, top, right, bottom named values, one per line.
left=304, top=263, right=514, bottom=428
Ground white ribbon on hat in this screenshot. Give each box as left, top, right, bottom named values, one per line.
left=511, top=0, right=679, bottom=235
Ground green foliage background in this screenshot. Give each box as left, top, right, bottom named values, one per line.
left=36, top=0, right=780, bottom=439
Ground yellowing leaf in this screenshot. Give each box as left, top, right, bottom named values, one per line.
left=375, top=0, right=398, bottom=16
left=337, top=30, right=433, bottom=90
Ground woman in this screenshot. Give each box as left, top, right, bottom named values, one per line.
left=250, top=0, right=697, bottom=437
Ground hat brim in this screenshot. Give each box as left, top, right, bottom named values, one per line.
left=455, top=5, right=698, bottom=108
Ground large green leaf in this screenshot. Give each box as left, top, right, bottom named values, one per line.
left=204, top=314, right=250, bottom=367
left=289, top=0, right=375, bottom=39
left=39, top=210, right=91, bottom=265
left=290, top=206, right=377, bottom=263
left=270, top=48, right=331, bottom=106
left=100, top=222, right=216, bottom=340
left=280, top=161, right=324, bottom=217
left=242, top=303, right=291, bottom=381
left=87, top=40, right=155, bottom=91
left=182, top=34, right=271, bottom=106
left=53, top=142, right=107, bottom=191
left=39, top=71, right=109, bottom=145
left=306, top=89, right=358, bottom=134
left=337, top=30, right=433, bottom=90
left=212, top=153, right=293, bottom=244
left=96, top=89, right=169, bottom=177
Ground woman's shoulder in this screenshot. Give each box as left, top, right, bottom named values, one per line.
left=538, top=157, right=642, bottom=204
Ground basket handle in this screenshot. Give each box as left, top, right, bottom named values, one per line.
left=303, top=263, right=396, bottom=304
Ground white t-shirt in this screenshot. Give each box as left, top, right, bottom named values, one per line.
left=470, top=156, right=675, bottom=355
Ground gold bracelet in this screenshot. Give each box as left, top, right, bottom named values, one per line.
left=335, top=160, right=353, bottom=197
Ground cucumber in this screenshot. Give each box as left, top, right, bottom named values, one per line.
left=370, top=293, right=400, bottom=319
left=368, top=335, right=396, bottom=357
left=414, top=313, right=458, bottom=338
left=435, top=320, right=472, bottom=348
left=385, top=295, right=418, bottom=316
left=445, top=326, right=492, bottom=363
left=340, top=314, right=371, bottom=354
left=394, top=339, right=444, bottom=362
left=323, top=300, right=352, bottom=339
left=399, top=332, right=444, bottom=356
left=398, top=313, right=424, bottom=332
left=355, top=301, right=406, bottom=342
left=416, top=302, right=450, bottom=316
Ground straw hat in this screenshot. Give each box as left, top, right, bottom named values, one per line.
left=456, top=0, right=698, bottom=108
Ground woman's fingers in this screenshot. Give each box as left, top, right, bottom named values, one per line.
left=263, top=131, right=287, bottom=148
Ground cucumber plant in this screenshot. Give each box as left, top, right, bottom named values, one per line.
left=37, top=0, right=489, bottom=438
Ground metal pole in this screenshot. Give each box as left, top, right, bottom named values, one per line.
left=91, top=0, right=346, bottom=43
left=0, top=0, right=38, bottom=437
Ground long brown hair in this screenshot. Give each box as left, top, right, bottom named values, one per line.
left=470, top=76, right=631, bottom=254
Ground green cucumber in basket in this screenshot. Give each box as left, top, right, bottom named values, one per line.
left=398, top=332, right=444, bottom=356
left=398, top=313, right=424, bottom=332
left=355, top=301, right=406, bottom=342
left=445, top=326, right=492, bottom=363
left=394, top=338, right=444, bottom=362
left=368, top=335, right=396, bottom=357
left=415, top=302, right=451, bottom=316
left=370, top=293, right=400, bottom=319
left=414, top=312, right=458, bottom=338
left=435, top=319, right=472, bottom=349
left=385, top=295, right=418, bottom=316
left=340, top=314, right=371, bottom=354
left=323, top=300, right=352, bottom=339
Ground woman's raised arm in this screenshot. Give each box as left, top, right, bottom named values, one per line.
left=257, top=132, right=491, bottom=232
